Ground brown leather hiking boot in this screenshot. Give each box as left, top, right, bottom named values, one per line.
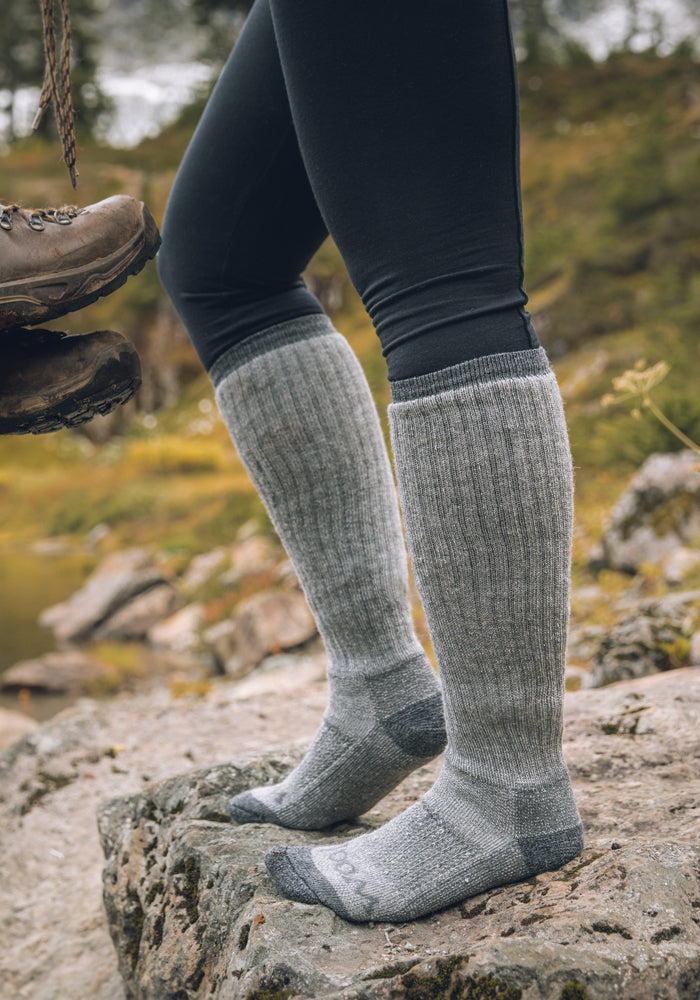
left=0, top=328, right=141, bottom=434
left=0, top=195, right=161, bottom=331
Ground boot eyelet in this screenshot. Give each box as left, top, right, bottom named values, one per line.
left=54, top=212, right=73, bottom=225
left=28, top=213, right=46, bottom=231
left=0, top=209, right=13, bottom=231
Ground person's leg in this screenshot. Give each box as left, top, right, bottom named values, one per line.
left=263, top=0, right=583, bottom=918
left=158, top=0, right=446, bottom=830
left=268, top=350, right=583, bottom=919
left=266, top=0, right=538, bottom=382
left=157, top=0, right=327, bottom=370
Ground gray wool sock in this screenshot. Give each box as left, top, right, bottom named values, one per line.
left=213, top=315, right=446, bottom=830
left=266, top=347, right=584, bottom=920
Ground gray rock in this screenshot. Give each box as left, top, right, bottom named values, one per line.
left=180, top=548, right=232, bottom=595
left=201, top=620, right=242, bottom=677
left=202, top=591, right=318, bottom=675
left=99, top=668, right=700, bottom=1000
left=181, top=538, right=279, bottom=596
left=583, top=595, right=699, bottom=687
left=147, top=604, right=206, bottom=653
left=94, top=584, right=182, bottom=641
left=0, top=661, right=329, bottom=1000
left=1, top=650, right=112, bottom=694
left=594, top=449, right=700, bottom=576
left=40, top=549, right=169, bottom=643
left=228, top=590, right=317, bottom=669
left=663, top=546, right=700, bottom=585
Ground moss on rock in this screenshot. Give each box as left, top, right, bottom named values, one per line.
left=560, top=983, right=590, bottom=1000
left=400, top=957, right=522, bottom=1000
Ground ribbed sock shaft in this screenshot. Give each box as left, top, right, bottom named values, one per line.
left=213, top=315, right=446, bottom=829
left=266, top=347, right=583, bottom=918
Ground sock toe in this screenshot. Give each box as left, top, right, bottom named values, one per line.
left=265, top=846, right=321, bottom=905
left=228, top=790, right=280, bottom=825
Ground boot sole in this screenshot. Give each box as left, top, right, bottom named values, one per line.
left=0, top=206, right=161, bottom=331
left=0, top=347, right=141, bottom=435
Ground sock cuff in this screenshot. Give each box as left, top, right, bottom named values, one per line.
left=388, top=347, right=550, bottom=403
left=209, top=313, right=337, bottom=387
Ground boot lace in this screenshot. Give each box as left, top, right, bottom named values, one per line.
left=0, top=203, right=80, bottom=232
left=33, top=0, right=78, bottom=188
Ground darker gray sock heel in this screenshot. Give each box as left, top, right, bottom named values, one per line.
left=518, top=823, right=584, bottom=875
left=381, top=692, right=447, bottom=758
left=228, top=790, right=281, bottom=825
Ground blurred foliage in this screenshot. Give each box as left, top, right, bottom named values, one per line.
left=509, top=0, right=700, bottom=65
left=604, top=129, right=673, bottom=224
left=92, top=0, right=250, bottom=71
left=519, top=49, right=700, bottom=484
left=0, top=0, right=111, bottom=143
left=124, top=436, right=229, bottom=475
left=190, top=0, right=252, bottom=18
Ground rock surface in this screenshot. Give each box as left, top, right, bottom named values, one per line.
left=98, top=668, right=700, bottom=1000
left=180, top=547, right=233, bottom=595
left=181, top=537, right=278, bottom=595
left=0, top=651, right=329, bottom=1000
left=147, top=603, right=206, bottom=653
left=581, top=593, right=700, bottom=687
left=214, top=591, right=318, bottom=672
left=593, top=449, right=700, bottom=576
left=1, top=649, right=113, bottom=694
left=94, top=584, right=182, bottom=642
left=692, top=628, right=700, bottom=665
left=40, top=549, right=170, bottom=643
left=31, top=536, right=307, bottom=671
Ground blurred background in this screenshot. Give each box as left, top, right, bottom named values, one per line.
left=1, top=0, right=699, bottom=721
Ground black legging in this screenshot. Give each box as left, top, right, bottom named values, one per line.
left=158, top=0, right=538, bottom=381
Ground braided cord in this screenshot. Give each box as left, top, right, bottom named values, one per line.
left=33, top=0, right=78, bottom=188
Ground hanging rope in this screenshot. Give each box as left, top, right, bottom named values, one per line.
left=32, top=0, right=78, bottom=188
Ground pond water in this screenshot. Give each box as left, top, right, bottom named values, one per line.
left=0, top=546, right=210, bottom=723
left=1, top=62, right=215, bottom=151
left=0, top=547, right=94, bottom=722
left=0, top=546, right=95, bottom=675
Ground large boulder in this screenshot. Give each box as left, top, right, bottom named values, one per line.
left=40, top=549, right=169, bottom=643
left=1, top=649, right=112, bottom=694
left=582, top=593, right=700, bottom=687
left=0, top=658, right=329, bottom=1000
left=99, top=668, right=700, bottom=1000
left=205, top=591, right=318, bottom=674
left=180, top=537, right=279, bottom=597
left=94, top=584, right=182, bottom=642
left=180, top=548, right=232, bottom=596
left=593, top=450, right=700, bottom=577
left=147, top=603, right=206, bottom=653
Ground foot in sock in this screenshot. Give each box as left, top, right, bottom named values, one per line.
left=265, top=758, right=583, bottom=922
left=265, top=348, right=584, bottom=920
left=213, top=316, right=447, bottom=831
left=229, top=656, right=446, bottom=829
